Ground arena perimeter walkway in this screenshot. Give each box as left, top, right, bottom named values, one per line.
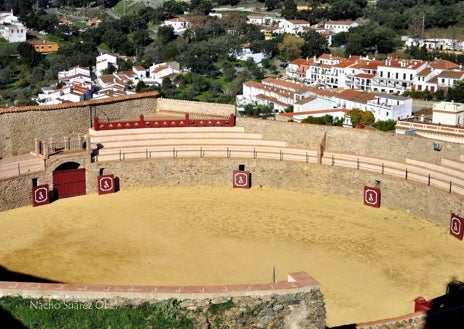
left=0, top=186, right=463, bottom=327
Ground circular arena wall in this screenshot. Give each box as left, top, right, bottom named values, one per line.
left=1, top=94, right=463, bottom=223
left=86, top=157, right=463, bottom=226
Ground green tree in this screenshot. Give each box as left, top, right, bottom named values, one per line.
left=329, top=0, right=364, bottom=20
left=277, top=34, right=305, bottom=61
left=349, top=109, right=375, bottom=127
left=446, top=81, right=464, bottom=103
left=158, top=25, right=176, bottom=45
left=189, top=0, right=213, bottom=15
left=372, top=119, right=397, bottom=131
left=17, top=42, right=41, bottom=68
left=281, top=0, right=298, bottom=19
left=222, top=62, right=236, bottom=82
left=301, top=30, right=329, bottom=58
left=265, top=0, right=280, bottom=11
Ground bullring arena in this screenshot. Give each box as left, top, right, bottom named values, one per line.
left=0, top=93, right=464, bottom=328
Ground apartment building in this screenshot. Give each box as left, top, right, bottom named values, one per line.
left=238, top=78, right=317, bottom=113
left=288, top=54, right=464, bottom=95
left=239, top=78, right=413, bottom=122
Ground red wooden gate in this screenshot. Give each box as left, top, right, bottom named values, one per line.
left=53, top=168, right=86, bottom=199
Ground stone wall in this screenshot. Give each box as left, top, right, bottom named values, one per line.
left=0, top=272, right=326, bottom=329
left=156, top=98, right=236, bottom=116
left=1, top=153, right=463, bottom=225
left=237, top=118, right=464, bottom=163
left=0, top=92, right=159, bottom=157
left=357, top=312, right=426, bottom=329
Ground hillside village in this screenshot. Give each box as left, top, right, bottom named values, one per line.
left=1, top=3, right=464, bottom=140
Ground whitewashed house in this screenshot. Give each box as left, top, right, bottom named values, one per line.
left=0, top=11, right=26, bottom=42
left=162, top=17, right=190, bottom=35
left=149, top=62, right=180, bottom=84
left=324, top=20, right=359, bottom=34
left=277, top=19, right=311, bottom=34
left=432, top=101, right=464, bottom=126
left=96, top=53, right=118, bottom=77
left=132, top=65, right=147, bottom=80
left=58, top=66, right=92, bottom=85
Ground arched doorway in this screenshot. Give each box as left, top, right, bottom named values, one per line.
left=52, top=162, right=86, bottom=200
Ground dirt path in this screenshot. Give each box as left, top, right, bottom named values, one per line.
left=0, top=186, right=462, bottom=326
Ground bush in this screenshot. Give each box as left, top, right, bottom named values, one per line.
left=372, top=119, right=397, bottom=131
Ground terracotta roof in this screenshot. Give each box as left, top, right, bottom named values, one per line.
left=318, top=54, right=342, bottom=60
left=255, top=94, right=289, bottom=107
left=356, top=73, right=375, bottom=79
left=337, top=89, right=376, bottom=103
left=334, top=59, right=358, bottom=68
left=417, top=67, right=433, bottom=77
left=262, top=78, right=314, bottom=93
left=325, top=20, right=357, bottom=26
left=429, top=59, right=460, bottom=70
left=152, top=64, right=168, bottom=73
left=133, top=65, right=145, bottom=71
left=289, top=58, right=315, bottom=66
left=288, top=19, right=310, bottom=25
left=166, top=17, right=189, bottom=23
left=436, top=70, right=464, bottom=79
left=28, top=39, right=58, bottom=46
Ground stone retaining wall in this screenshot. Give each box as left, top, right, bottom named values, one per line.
left=0, top=272, right=326, bottom=329
left=156, top=98, right=236, bottom=116
left=1, top=153, right=463, bottom=224
left=237, top=118, right=464, bottom=164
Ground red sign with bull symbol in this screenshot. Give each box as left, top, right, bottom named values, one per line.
left=364, top=186, right=381, bottom=208
left=233, top=170, right=251, bottom=189
left=32, top=184, right=49, bottom=207
left=450, top=213, right=464, bottom=241
left=98, top=174, right=115, bottom=195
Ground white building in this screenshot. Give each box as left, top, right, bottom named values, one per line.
left=324, top=20, right=359, bottom=34
left=232, top=44, right=270, bottom=64
left=162, top=17, right=190, bottom=35
left=58, top=66, right=92, bottom=85
left=149, top=62, right=180, bottom=85
left=246, top=13, right=278, bottom=26
left=240, top=78, right=413, bottom=122
left=432, top=101, right=464, bottom=126
left=95, top=53, right=118, bottom=77
left=0, top=11, right=26, bottom=42
left=277, top=19, right=311, bottom=34
left=289, top=53, right=463, bottom=95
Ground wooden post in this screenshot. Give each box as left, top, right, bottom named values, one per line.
left=34, top=138, right=40, bottom=155
left=93, top=117, right=99, bottom=130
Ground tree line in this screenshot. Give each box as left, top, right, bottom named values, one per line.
left=0, top=0, right=463, bottom=107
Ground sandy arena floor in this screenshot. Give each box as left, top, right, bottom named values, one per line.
left=0, top=186, right=463, bottom=326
